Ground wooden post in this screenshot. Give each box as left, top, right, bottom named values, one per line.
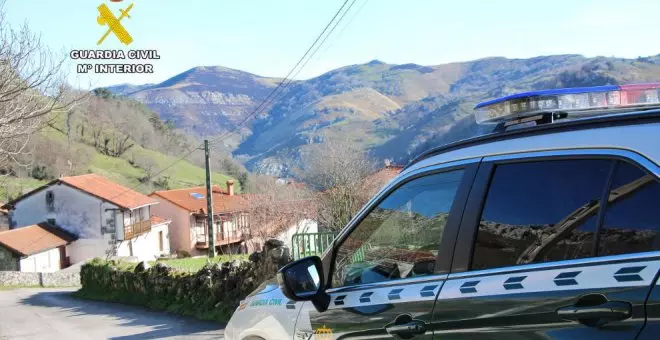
left=204, top=140, right=216, bottom=258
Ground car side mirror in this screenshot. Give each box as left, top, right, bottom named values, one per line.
left=277, top=256, right=330, bottom=312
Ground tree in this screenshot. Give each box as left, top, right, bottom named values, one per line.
left=243, top=176, right=316, bottom=252
left=0, top=4, right=81, bottom=170
left=133, top=154, right=158, bottom=183
left=92, top=88, right=112, bottom=99
left=297, top=141, right=376, bottom=232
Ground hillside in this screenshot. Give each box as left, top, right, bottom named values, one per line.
left=0, top=95, right=240, bottom=202
left=104, top=54, right=660, bottom=175
left=122, top=66, right=282, bottom=145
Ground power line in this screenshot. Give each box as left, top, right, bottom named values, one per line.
left=316, top=0, right=369, bottom=59
left=207, top=0, right=356, bottom=148
left=105, top=145, right=202, bottom=203
left=288, top=0, right=359, bottom=82
left=105, top=0, right=357, bottom=203
left=227, top=0, right=359, bottom=134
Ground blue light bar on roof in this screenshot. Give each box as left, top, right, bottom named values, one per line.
left=474, top=83, right=660, bottom=124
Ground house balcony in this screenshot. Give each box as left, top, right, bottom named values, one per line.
left=194, top=233, right=244, bottom=250
left=216, top=233, right=244, bottom=245
left=124, top=220, right=151, bottom=240
left=195, top=233, right=210, bottom=249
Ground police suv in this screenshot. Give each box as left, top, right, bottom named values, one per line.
left=226, top=84, right=660, bottom=339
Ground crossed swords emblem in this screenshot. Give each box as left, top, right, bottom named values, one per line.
left=97, top=3, right=134, bottom=45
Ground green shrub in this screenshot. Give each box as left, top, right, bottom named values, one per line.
left=76, top=256, right=265, bottom=322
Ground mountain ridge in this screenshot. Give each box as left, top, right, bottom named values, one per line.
left=103, top=53, right=660, bottom=175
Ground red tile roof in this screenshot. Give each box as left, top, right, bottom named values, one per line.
left=0, top=223, right=77, bottom=256
left=3, top=174, right=157, bottom=210
left=150, top=186, right=247, bottom=214
left=150, top=215, right=170, bottom=225
left=60, top=174, right=157, bottom=210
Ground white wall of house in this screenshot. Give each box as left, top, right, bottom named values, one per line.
left=9, top=182, right=167, bottom=264
left=278, top=219, right=318, bottom=250
left=66, top=238, right=111, bottom=264
left=150, top=197, right=191, bottom=254
left=116, top=223, right=170, bottom=261
left=10, top=183, right=119, bottom=239
left=19, top=247, right=61, bottom=273
left=247, top=219, right=319, bottom=253
left=10, top=183, right=121, bottom=264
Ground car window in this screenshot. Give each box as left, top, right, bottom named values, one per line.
left=472, top=159, right=611, bottom=271
left=598, top=161, right=660, bottom=256
left=332, top=170, right=464, bottom=288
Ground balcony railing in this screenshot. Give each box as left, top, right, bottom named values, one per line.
left=216, top=232, right=244, bottom=245
left=124, top=220, right=151, bottom=240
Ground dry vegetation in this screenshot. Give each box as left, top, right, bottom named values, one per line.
left=241, top=175, right=317, bottom=250
left=0, top=3, right=246, bottom=200
left=296, top=141, right=381, bottom=232
left=0, top=2, right=81, bottom=173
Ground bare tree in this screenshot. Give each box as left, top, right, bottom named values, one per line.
left=133, top=154, right=158, bottom=183
left=243, top=176, right=317, bottom=252
left=0, top=3, right=80, bottom=170
left=297, top=141, right=376, bottom=232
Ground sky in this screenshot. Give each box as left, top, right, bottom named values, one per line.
left=4, top=0, right=660, bottom=89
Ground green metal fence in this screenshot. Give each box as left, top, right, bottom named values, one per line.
left=291, top=232, right=337, bottom=260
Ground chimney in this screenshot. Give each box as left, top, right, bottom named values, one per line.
left=384, top=159, right=391, bottom=167
left=226, top=180, right=235, bottom=196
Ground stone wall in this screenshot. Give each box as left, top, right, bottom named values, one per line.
left=0, top=246, right=19, bottom=271
left=78, top=239, right=291, bottom=321
left=42, top=272, right=81, bottom=287
left=0, top=271, right=80, bottom=287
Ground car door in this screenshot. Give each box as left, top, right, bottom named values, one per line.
left=431, top=150, right=660, bottom=339
left=293, top=160, right=478, bottom=340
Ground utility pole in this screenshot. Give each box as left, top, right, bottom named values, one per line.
left=204, top=140, right=216, bottom=258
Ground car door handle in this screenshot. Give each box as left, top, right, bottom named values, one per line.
left=384, top=319, right=427, bottom=336
left=557, top=301, right=632, bottom=325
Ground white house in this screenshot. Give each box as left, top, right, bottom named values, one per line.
left=0, top=222, right=77, bottom=272
left=3, top=174, right=171, bottom=264
left=276, top=219, right=318, bottom=250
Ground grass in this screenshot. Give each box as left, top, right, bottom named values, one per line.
left=1, top=140, right=239, bottom=202
left=89, top=146, right=239, bottom=193
left=152, top=254, right=250, bottom=273
left=0, top=105, right=240, bottom=202
left=0, top=177, right=49, bottom=202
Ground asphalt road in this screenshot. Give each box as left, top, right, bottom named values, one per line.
left=0, top=288, right=225, bottom=339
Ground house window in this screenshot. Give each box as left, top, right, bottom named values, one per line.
left=45, top=191, right=55, bottom=213
left=158, top=231, right=164, bottom=251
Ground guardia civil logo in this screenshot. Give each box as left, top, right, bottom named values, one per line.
left=97, top=0, right=135, bottom=45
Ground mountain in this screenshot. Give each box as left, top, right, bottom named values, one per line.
left=104, top=54, right=660, bottom=175
left=121, top=66, right=282, bottom=141
left=102, top=83, right=154, bottom=96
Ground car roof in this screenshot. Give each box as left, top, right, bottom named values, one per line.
left=402, top=109, right=660, bottom=177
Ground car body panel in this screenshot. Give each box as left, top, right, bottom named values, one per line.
left=225, top=115, right=660, bottom=340
left=432, top=253, right=660, bottom=339
left=637, top=275, right=660, bottom=340
left=403, top=122, right=660, bottom=179
left=303, top=277, right=446, bottom=339
left=225, top=287, right=302, bottom=340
